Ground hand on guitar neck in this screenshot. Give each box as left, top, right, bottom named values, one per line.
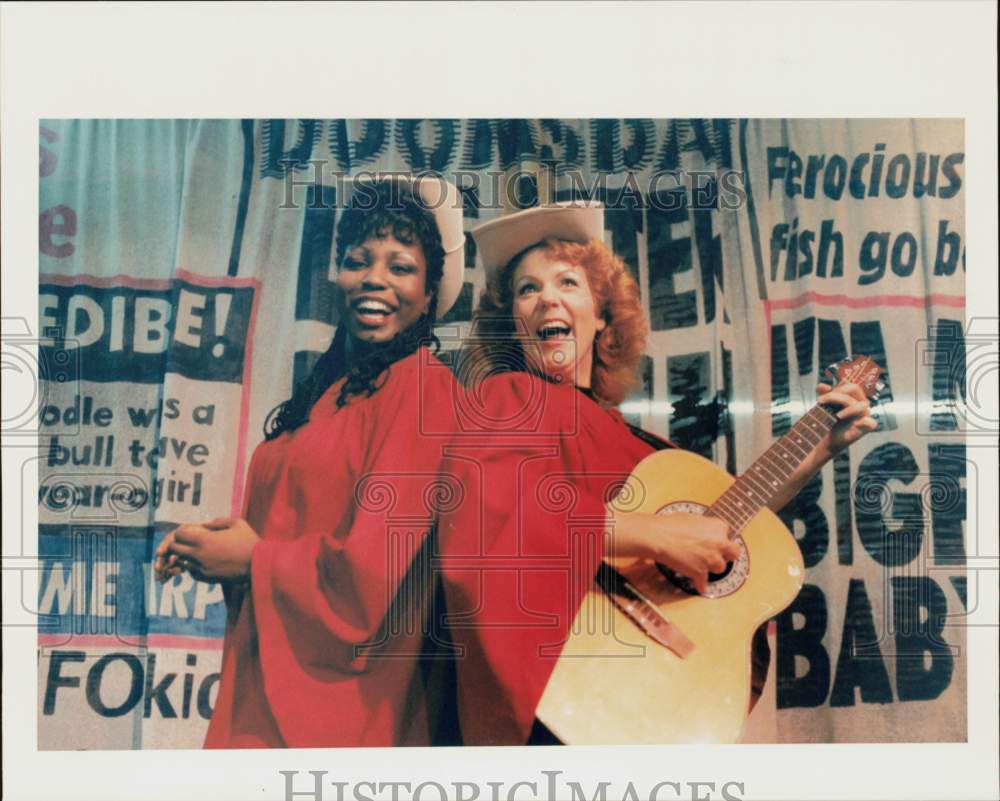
left=605, top=379, right=878, bottom=595
left=769, top=379, right=879, bottom=509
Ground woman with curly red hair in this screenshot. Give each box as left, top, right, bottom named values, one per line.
left=463, top=235, right=647, bottom=407
left=435, top=201, right=877, bottom=745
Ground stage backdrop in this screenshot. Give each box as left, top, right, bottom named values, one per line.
left=35, top=118, right=966, bottom=748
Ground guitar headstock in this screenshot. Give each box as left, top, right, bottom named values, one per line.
left=824, top=355, right=886, bottom=402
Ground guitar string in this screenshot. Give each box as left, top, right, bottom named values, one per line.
left=708, top=405, right=838, bottom=531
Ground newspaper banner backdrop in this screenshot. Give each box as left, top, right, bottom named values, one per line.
left=732, top=120, right=967, bottom=742
left=35, top=119, right=966, bottom=749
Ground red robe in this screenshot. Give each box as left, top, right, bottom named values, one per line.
left=205, top=357, right=656, bottom=748
left=436, top=372, right=656, bottom=745
left=205, top=348, right=462, bottom=748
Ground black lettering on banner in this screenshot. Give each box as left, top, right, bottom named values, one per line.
left=792, top=318, right=816, bottom=377
left=86, top=653, right=144, bottom=717
left=913, top=153, right=940, bottom=198
left=826, top=315, right=901, bottom=426
left=198, top=673, right=220, bottom=719
left=804, top=154, right=825, bottom=198
left=712, top=119, right=736, bottom=170
left=439, top=283, right=474, bottom=325
left=395, top=120, right=457, bottom=172
left=848, top=320, right=896, bottom=430
left=939, top=153, right=964, bottom=199
left=854, top=442, right=924, bottom=567
left=891, top=577, right=954, bottom=701
left=778, top=472, right=829, bottom=568
left=330, top=119, right=388, bottom=172
left=771, top=316, right=896, bottom=437
left=927, top=443, right=967, bottom=565
left=667, top=352, right=713, bottom=458
left=784, top=149, right=804, bottom=198
left=829, top=578, right=893, bottom=706
left=692, top=178, right=723, bottom=323
left=656, top=120, right=683, bottom=172
left=646, top=188, right=697, bottom=330
left=296, top=184, right=339, bottom=326
left=591, top=120, right=619, bottom=173
left=603, top=198, right=642, bottom=286
left=720, top=345, right=736, bottom=475
left=770, top=324, right=791, bottom=436
left=182, top=654, right=197, bottom=718
left=760, top=144, right=960, bottom=202
left=928, top=319, right=966, bottom=432
left=690, top=118, right=733, bottom=168
left=554, top=185, right=642, bottom=285
left=261, top=119, right=320, bottom=178
left=44, top=650, right=85, bottom=714
left=816, top=220, right=844, bottom=278
left=143, top=653, right=178, bottom=718
left=823, top=155, right=848, bottom=200
left=885, top=154, right=911, bottom=199
left=832, top=451, right=854, bottom=565
left=776, top=584, right=830, bottom=708
left=460, top=119, right=538, bottom=171
left=849, top=153, right=870, bottom=199
left=934, top=220, right=964, bottom=276
left=858, top=232, right=889, bottom=286
left=868, top=144, right=886, bottom=198
left=817, top=317, right=848, bottom=373
left=538, top=119, right=584, bottom=172
left=591, top=119, right=656, bottom=173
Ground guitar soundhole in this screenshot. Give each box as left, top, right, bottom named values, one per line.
left=708, top=562, right=734, bottom=582
left=654, top=500, right=750, bottom=599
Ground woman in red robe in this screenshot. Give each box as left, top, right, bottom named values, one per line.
left=438, top=201, right=879, bottom=744
left=154, top=176, right=467, bottom=747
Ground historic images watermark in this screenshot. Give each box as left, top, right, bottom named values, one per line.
left=280, top=770, right=746, bottom=801
left=276, top=165, right=749, bottom=214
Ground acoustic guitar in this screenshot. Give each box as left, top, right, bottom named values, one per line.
left=535, top=356, right=884, bottom=744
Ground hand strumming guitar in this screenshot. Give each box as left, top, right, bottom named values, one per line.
left=605, top=510, right=738, bottom=595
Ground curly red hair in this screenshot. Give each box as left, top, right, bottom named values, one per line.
left=464, top=238, right=647, bottom=407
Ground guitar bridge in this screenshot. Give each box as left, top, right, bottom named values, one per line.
left=597, top=563, right=696, bottom=658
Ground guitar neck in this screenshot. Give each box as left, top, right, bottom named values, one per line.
left=708, top=403, right=838, bottom=531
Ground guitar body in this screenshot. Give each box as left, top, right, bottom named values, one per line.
left=535, top=448, right=805, bottom=745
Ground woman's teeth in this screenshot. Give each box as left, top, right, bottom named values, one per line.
left=539, top=325, right=571, bottom=340
left=354, top=300, right=394, bottom=317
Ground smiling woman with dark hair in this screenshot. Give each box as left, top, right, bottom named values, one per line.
left=154, top=176, right=466, bottom=748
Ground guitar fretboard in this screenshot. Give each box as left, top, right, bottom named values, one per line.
left=708, top=404, right=838, bottom=531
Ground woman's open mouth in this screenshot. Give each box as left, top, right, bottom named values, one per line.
left=537, top=323, right=572, bottom=341
left=351, top=297, right=398, bottom=327
left=536, top=321, right=572, bottom=350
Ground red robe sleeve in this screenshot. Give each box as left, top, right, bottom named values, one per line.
left=437, top=372, right=654, bottom=745
left=205, top=349, right=461, bottom=748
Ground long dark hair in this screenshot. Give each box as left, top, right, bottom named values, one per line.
left=264, top=180, right=445, bottom=440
